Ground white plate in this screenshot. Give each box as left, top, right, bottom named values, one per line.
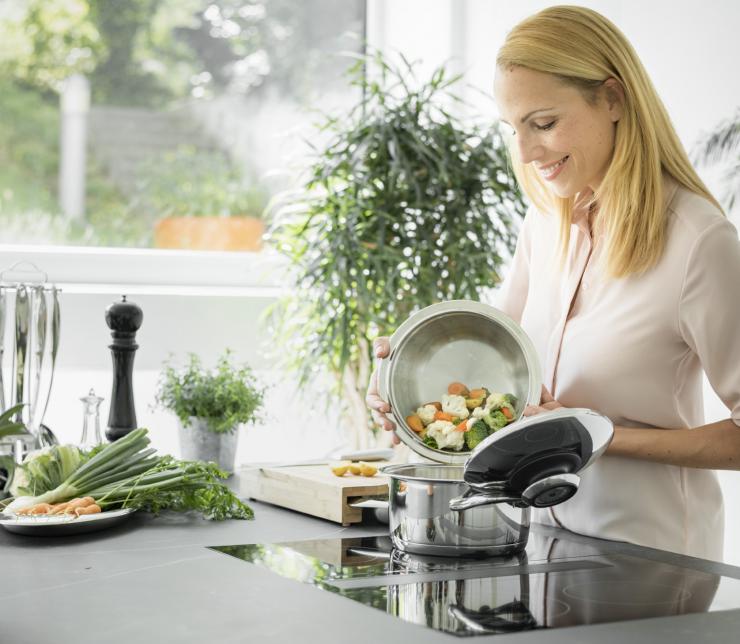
left=0, top=508, right=136, bottom=536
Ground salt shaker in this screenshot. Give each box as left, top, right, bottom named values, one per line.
left=79, top=388, right=104, bottom=450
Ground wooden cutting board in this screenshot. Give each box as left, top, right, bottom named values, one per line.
left=237, top=462, right=390, bottom=525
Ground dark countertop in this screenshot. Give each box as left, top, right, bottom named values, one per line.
left=1, top=494, right=739, bottom=644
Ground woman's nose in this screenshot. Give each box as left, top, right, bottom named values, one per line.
left=517, top=132, right=544, bottom=165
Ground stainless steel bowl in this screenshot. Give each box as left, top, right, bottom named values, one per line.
left=378, top=300, right=542, bottom=464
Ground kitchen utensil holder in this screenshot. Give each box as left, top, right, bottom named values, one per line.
left=0, top=261, right=61, bottom=460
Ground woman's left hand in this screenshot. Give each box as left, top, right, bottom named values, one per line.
left=522, top=386, right=565, bottom=417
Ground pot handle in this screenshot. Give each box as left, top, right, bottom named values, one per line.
left=449, top=491, right=525, bottom=511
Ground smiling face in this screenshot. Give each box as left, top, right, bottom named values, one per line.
left=494, top=65, right=622, bottom=197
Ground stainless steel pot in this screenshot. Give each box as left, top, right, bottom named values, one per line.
left=383, top=463, right=530, bottom=557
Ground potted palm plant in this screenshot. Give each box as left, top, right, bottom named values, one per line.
left=134, top=145, right=268, bottom=251
left=693, top=108, right=740, bottom=212
left=154, top=351, right=265, bottom=473
left=268, top=53, right=527, bottom=449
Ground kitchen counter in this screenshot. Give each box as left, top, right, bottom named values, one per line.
left=1, top=488, right=739, bottom=644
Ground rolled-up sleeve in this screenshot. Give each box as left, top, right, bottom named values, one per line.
left=494, top=207, right=534, bottom=324
left=679, top=217, right=740, bottom=426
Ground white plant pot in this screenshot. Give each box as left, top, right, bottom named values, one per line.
left=177, top=417, right=238, bottom=474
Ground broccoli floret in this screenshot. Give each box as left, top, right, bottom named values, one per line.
left=464, top=420, right=490, bottom=450
left=502, top=393, right=519, bottom=410
left=423, top=435, right=439, bottom=450
left=483, top=409, right=508, bottom=431
left=465, top=396, right=485, bottom=410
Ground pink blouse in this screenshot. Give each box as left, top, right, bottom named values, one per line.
left=496, top=177, right=740, bottom=560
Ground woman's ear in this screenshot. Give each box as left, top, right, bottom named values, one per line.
left=603, top=77, right=625, bottom=123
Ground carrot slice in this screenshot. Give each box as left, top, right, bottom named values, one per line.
left=406, top=414, right=424, bottom=433
left=455, top=420, right=469, bottom=432
left=447, top=382, right=470, bottom=397
left=501, top=407, right=513, bottom=420
left=434, top=411, right=455, bottom=422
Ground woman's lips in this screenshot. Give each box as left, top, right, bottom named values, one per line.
left=538, top=155, right=569, bottom=181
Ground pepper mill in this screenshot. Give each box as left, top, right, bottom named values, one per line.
left=105, top=295, right=143, bottom=441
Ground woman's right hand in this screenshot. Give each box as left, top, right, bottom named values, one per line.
left=366, top=336, right=398, bottom=444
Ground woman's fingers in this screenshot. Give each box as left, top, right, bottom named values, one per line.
left=368, top=336, right=396, bottom=435
left=373, top=336, right=390, bottom=359
left=371, top=409, right=395, bottom=431
left=541, top=385, right=556, bottom=404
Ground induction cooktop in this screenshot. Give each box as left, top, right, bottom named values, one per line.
left=210, top=532, right=740, bottom=638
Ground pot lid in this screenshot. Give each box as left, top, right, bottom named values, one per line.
left=462, top=407, right=613, bottom=496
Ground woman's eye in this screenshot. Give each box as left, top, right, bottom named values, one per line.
left=537, top=120, right=557, bottom=131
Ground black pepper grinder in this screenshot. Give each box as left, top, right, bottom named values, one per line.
left=105, top=295, right=143, bottom=441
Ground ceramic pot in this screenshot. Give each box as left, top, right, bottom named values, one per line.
left=177, top=417, right=238, bottom=473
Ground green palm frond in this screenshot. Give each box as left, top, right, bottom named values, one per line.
left=693, top=110, right=740, bottom=166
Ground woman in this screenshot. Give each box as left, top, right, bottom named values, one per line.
left=366, top=5, right=740, bottom=560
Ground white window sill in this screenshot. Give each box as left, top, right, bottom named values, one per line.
left=0, top=244, right=287, bottom=297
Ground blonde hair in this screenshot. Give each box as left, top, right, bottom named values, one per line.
left=497, top=5, right=723, bottom=277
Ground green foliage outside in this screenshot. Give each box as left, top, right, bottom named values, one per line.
left=269, top=54, right=526, bottom=429
left=131, top=145, right=268, bottom=219
left=0, top=78, right=152, bottom=246
left=155, top=351, right=266, bottom=434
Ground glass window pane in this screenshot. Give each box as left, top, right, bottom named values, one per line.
left=0, top=0, right=365, bottom=251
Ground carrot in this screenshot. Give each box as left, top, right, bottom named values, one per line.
left=62, top=497, right=96, bottom=514
left=501, top=406, right=513, bottom=420
left=49, top=502, right=72, bottom=515
left=434, top=411, right=455, bottom=422
left=29, top=503, right=54, bottom=515
left=455, top=420, right=469, bottom=432
left=75, top=504, right=102, bottom=517
left=468, top=388, right=489, bottom=399
left=406, top=414, right=424, bottom=433
left=17, top=503, right=53, bottom=515
left=447, top=382, right=470, bottom=397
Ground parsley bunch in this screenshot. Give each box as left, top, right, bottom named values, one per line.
left=155, top=350, right=265, bottom=434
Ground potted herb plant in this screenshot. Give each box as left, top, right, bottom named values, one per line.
left=154, top=351, right=265, bottom=473
left=134, top=145, right=268, bottom=251
left=268, top=53, right=527, bottom=449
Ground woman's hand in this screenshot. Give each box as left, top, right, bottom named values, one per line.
left=366, top=337, right=400, bottom=444
left=522, top=386, right=564, bottom=417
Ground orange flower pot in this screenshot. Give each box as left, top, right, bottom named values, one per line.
left=153, top=216, right=264, bottom=252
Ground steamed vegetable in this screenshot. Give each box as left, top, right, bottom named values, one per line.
left=408, top=382, right=519, bottom=452
left=4, top=429, right=253, bottom=520
left=464, top=420, right=490, bottom=450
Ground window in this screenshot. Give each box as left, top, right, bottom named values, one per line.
left=0, top=0, right=365, bottom=253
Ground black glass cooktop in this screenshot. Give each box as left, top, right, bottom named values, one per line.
left=210, top=533, right=740, bottom=638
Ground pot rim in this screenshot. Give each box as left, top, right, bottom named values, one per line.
left=381, top=462, right=476, bottom=485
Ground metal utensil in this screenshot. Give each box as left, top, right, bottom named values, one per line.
left=29, top=286, right=47, bottom=426
left=0, top=288, right=6, bottom=411
left=13, top=287, right=29, bottom=425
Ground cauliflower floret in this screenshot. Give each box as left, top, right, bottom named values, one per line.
left=485, top=392, right=506, bottom=410
left=416, top=404, right=438, bottom=426
left=441, top=394, right=469, bottom=420
left=426, top=420, right=466, bottom=451
left=471, top=406, right=486, bottom=419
